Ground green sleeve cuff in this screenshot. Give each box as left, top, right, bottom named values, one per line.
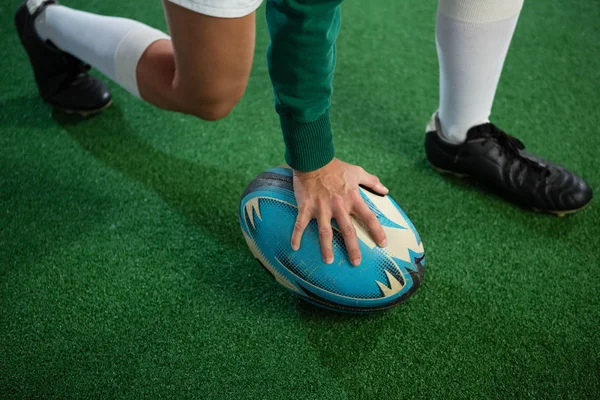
left=280, top=110, right=335, bottom=172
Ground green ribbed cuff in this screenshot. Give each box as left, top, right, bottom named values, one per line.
left=280, top=110, right=335, bottom=172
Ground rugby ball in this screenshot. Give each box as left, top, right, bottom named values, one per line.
left=239, top=167, right=425, bottom=313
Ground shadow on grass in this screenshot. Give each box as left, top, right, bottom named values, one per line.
left=296, top=299, right=391, bottom=398
left=54, top=106, right=247, bottom=250
left=53, top=105, right=294, bottom=314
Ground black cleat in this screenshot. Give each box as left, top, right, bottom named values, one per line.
left=425, top=113, right=593, bottom=215
left=15, top=0, right=111, bottom=116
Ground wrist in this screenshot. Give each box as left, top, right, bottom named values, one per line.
left=281, top=110, right=335, bottom=172
left=293, top=158, right=337, bottom=178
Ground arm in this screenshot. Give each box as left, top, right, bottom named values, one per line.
left=266, top=0, right=388, bottom=265
left=266, top=0, right=340, bottom=172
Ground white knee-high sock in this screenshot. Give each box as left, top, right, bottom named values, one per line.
left=436, top=0, right=524, bottom=143
left=33, top=3, right=169, bottom=97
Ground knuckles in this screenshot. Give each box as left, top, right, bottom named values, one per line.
left=294, top=221, right=305, bottom=231
left=364, top=213, right=378, bottom=226
left=318, top=225, right=331, bottom=237
left=342, top=226, right=355, bottom=238
left=350, top=188, right=362, bottom=202
left=331, top=194, right=345, bottom=205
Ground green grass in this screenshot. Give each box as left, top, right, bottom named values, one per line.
left=1, top=0, right=599, bottom=398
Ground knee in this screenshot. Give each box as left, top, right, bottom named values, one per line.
left=174, top=83, right=246, bottom=122
left=189, top=99, right=237, bottom=121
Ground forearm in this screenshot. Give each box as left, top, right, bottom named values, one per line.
left=266, top=0, right=342, bottom=172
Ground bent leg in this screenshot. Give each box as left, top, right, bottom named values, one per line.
left=32, top=0, right=258, bottom=120
left=137, top=1, right=256, bottom=120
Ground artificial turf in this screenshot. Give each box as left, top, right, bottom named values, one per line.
left=1, top=0, right=599, bottom=398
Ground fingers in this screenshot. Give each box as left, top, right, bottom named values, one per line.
left=317, top=212, right=334, bottom=264
left=291, top=208, right=311, bottom=251
left=352, top=197, right=387, bottom=248
left=332, top=195, right=362, bottom=267
left=293, top=206, right=335, bottom=265
left=359, top=169, right=388, bottom=196
left=291, top=162, right=387, bottom=267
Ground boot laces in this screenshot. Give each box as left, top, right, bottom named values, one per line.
left=482, top=124, right=552, bottom=180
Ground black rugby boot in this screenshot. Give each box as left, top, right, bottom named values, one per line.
left=15, top=0, right=111, bottom=116
left=425, top=114, right=593, bottom=215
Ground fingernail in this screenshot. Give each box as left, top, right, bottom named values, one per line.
left=292, top=244, right=299, bottom=251
left=380, top=238, right=388, bottom=248
left=325, top=257, right=334, bottom=264
left=352, top=258, right=361, bottom=266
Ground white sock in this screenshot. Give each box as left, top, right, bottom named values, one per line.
left=33, top=4, right=169, bottom=98
left=436, top=0, right=524, bottom=143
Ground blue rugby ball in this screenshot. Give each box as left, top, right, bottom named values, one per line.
left=239, top=167, right=425, bottom=313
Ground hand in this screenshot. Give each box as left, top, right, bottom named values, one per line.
left=292, top=158, right=389, bottom=266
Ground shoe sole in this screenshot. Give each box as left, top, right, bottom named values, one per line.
left=54, top=99, right=113, bottom=117
left=430, top=163, right=591, bottom=216
left=533, top=203, right=591, bottom=217
left=431, top=164, right=469, bottom=179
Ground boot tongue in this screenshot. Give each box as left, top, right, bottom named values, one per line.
left=465, top=123, right=496, bottom=141
left=466, top=123, right=525, bottom=152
